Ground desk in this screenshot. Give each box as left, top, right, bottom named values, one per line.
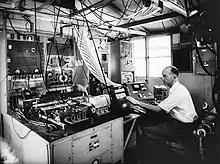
left=124, top=113, right=140, bottom=150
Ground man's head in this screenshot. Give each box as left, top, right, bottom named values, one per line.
left=161, top=66, right=179, bottom=87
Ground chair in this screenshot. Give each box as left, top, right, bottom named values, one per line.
left=165, top=102, right=216, bottom=163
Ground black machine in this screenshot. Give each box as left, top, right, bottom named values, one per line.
left=7, top=40, right=44, bottom=75
left=109, top=85, right=133, bottom=116
left=109, top=84, right=148, bottom=116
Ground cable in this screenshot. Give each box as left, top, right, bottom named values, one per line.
left=205, top=44, right=217, bottom=56
left=0, top=74, right=9, bottom=85
left=162, top=21, right=166, bottom=29
left=170, top=19, right=177, bottom=26
left=79, top=0, right=114, bottom=27
left=45, top=7, right=61, bottom=90
left=115, top=0, right=132, bottom=26
left=33, top=0, right=47, bottom=89
left=86, top=7, right=121, bottom=20
left=126, top=0, right=142, bottom=24
left=7, top=14, right=29, bottom=36
left=121, top=0, right=137, bottom=13
left=172, top=18, right=179, bottom=26
left=177, top=0, right=185, bottom=8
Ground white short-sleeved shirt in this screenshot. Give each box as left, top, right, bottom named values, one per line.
left=158, top=81, right=198, bottom=123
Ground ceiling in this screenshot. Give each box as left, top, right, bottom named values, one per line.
left=0, top=0, right=215, bottom=40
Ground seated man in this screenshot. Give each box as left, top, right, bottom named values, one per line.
left=126, top=66, right=198, bottom=163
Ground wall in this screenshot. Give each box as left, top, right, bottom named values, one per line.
left=179, top=73, right=214, bottom=110
left=147, top=74, right=214, bottom=112
left=143, top=32, right=216, bottom=111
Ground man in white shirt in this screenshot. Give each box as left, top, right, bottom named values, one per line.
left=126, top=66, right=198, bottom=163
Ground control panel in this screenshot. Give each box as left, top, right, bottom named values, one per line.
left=45, top=68, right=74, bottom=91
left=7, top=40, right=44, bottom=75
left=45, top=42, right=75, bottom=90
left=121, top=72, right=134, bottom=84
left=126, top=82, right=154, bottom=103
left=153, top=85, right=168, bottom=101
left=109, top=85, right=133, bottom=116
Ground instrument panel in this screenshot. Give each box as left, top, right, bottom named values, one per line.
left=126, top=82, right=155, bottom=103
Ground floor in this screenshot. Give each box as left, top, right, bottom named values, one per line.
left=123, top=137, right=217, bottom=164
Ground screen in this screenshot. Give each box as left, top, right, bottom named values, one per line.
left=114, top=88, right=127, bottom=99
left=17, top=57, right=37, bottom=66
left=132, top=84, right=141, bottom=91
left=110, top=86, right=128, bottom=100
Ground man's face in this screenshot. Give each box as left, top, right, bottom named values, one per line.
left=161, top=68, right=175, bottom=86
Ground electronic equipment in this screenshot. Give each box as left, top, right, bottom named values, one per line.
left=16, top=93, right=112, bottom=132
left=7, top=40, right=44, bottom=75
left=8, top=74, right=45, bottom=91
left=45, top=42, right=75, bottom=90
left=89, top=74, right=105, bottom=96
left=121, top=72, right=134, bottom=84
left=45, top=68, right=74, bottom=90
left=153, top=85, right=168, bottom=101
left=126, top=82, right=154, bottom=103
left=109, top=85, right=133, bottom=116
left=110, top=41, right=134, bottom=83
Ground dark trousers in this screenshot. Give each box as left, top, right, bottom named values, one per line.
left=136, top=115, right=194, bottom=164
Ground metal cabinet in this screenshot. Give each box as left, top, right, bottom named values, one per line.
left=3, top=114, right=124, bottom=164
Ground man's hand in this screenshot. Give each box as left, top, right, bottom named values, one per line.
left=126, top=96, right=140, bottom=106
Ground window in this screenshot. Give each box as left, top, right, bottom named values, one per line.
left=147, top=35, right=171, bottom=77
left=131, top=38, right=146, bottom=77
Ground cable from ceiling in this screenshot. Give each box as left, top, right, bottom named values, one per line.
left=169, top=18, right=178, bottom=26
left=177, top=0, right=184, bottom=8
left=126, top=0, right=143, bottom=24
left=79, top=0, right=114, bottom=27
left=6, top=13, right=32, bottom=36
left=101, top=0, right=137, bottom=39
left=131, top=0, right=142, bottom=8
left=124, top=1, right=163, bottom=20
left=121, top=0, right=141, bottom=13
left=85, top=0, right=122, bottom=22
left=74, top=4, right=108, bottom=39
left=172, top=17, right=179, bottom=26
left=115, top=0, right=133, bottom=26
left=86, top=8, right=122, bottom=20
left=161, top=21, right=165, bottom=29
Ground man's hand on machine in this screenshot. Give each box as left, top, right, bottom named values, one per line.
left=126, top=96, right=147, bottom=114
left=125, top=96, right=140, bottom=106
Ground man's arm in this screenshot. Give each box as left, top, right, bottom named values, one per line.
left=126, top=96, right=161, bottom=112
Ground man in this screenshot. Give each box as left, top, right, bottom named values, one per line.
left=126, top=66, right=198, bottom=163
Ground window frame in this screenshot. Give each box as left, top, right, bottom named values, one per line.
left=146, top=34, right=172, bottom=77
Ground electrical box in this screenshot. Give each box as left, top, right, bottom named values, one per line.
left=109, top=41, right=134, bottom=83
